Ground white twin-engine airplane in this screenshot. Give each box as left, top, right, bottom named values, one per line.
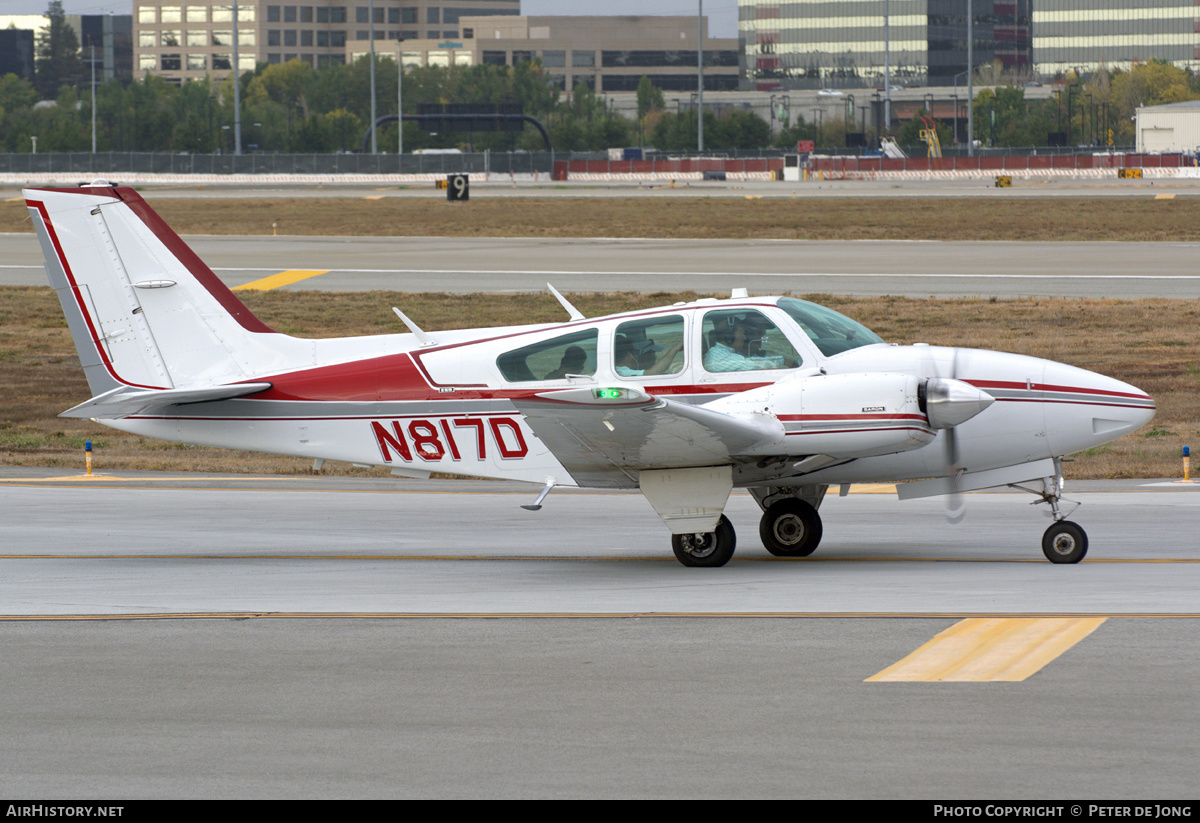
left=27, top=185, right=1156, bottom=567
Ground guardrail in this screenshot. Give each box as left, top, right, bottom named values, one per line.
left=810, top=153, right=1198, bottom=173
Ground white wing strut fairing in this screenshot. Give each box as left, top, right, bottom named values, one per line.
left=511, top=386, right=785, bottom=489
left=24, top=185, right=1158, bottom=567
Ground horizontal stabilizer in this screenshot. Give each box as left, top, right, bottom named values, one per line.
left=60, top=382, right=273, bottom=419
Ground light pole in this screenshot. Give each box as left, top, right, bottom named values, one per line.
left=967, top=0, right=974, bottom=156
left=369, top=0, right=377, bottom=154
left=884, top=0, right=890, bottom=129
left=233, top=3, right=241, bottom=156
left=397, top=41, right=404, bottom=156
left=697, top=0, right=704, bottom=152
left=90, top=44, right=96, bottom=154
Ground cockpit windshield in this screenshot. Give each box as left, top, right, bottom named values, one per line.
left=777, top=297, right=886, bottom=357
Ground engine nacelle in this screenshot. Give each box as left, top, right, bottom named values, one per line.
left=703, top=372, right=936, bottom=459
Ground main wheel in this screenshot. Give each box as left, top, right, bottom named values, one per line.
left=1042, top=521, right=1088, bottom=564
left=671, top=515, right=736, bottom=567
left=759, top=499, right=823, bottom=557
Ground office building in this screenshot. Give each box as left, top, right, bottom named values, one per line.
left=1033, top=0, right=1200, bottom=76
left=0, top=13, right=133, bottom=86
left=741, top=1, right=1030, bottom=90
left=380, top=15, right=739, bottom=94
left=132, top=1, right=518, bottom=82
left=0, top=27, right=36, bottom=82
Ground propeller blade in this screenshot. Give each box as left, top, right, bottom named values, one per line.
left=943, top=348, right=965, bottom=524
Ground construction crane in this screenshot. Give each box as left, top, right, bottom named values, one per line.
left=919, top=114, right=942, bottom=158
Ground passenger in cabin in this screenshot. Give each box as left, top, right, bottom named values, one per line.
left=615, top=335, right=684, bottom=377
left=545, top=345, right=588, bottom=380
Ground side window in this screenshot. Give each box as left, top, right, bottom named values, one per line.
left=613, top=315, right=686, bottom=377
left=496, top=329, right=597, bottom=383
left=701, top=309, right=801, bottom=373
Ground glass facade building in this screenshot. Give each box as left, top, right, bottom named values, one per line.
left=740, top=1, right=1032, bottom=90
left=1032, top=1, right=1200, bottom=76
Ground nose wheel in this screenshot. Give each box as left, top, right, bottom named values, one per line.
left=671, top=515, right=737, bottom=567
left=1042, top=521, right=1088, bottom=564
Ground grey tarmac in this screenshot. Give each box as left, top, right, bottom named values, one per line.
left=3, top=233, right=1200, bottom=298
left=1, top=471, right=1198, bottom=797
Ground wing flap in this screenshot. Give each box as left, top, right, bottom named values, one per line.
left=512, top=386, right=785, bottom=488
left=60, top=382, right=273, bottom=419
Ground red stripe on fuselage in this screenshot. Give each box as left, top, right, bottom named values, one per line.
left=964, top=378, right=1150, bottom=402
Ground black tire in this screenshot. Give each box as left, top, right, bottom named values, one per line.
left=672, top=515, right=737, bottom=567
left=1042, top=521, right=1088, bottom=564
left=759, top=499, right=823, bottom=557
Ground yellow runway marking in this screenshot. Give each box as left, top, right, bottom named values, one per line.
left=866, top=617, right=1106, bottom=682
left=363, top=195, right=385, bottom=200
left=847, top=483, right=897, bottom=494
left=4, top=474, right=130, bottom=482
left=232, top=269, right=329, bottom=291
left=1155, top=194, right=1176, bottom=200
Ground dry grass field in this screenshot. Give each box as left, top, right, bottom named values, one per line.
left=1, top=286, right=1195, bottom=480
left=4, top=194, right=1200, bottom=241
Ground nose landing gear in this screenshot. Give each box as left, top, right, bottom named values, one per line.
left=1010, top=460, right=1088, bottom=564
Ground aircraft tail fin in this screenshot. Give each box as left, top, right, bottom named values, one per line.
left=25, top=185, right=284, bottom=398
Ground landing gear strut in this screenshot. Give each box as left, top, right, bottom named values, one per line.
left=671, top=515, right=737, bottom=567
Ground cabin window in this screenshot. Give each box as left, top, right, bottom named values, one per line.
left=701, top=309, right=801, bottom=373
left=497, top=329, right=598, bottom=383
left=613, top=315, right=685, bottom=377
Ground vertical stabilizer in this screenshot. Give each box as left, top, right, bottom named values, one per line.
left=25, top=186, right=295, bottom=394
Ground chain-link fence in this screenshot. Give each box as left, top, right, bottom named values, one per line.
left=0, top=147, right=1159, bottom=178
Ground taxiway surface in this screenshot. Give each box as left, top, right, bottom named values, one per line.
left=2, top=472, right=1198, bottom=797
left=3, top=233, right=1199, bottom=298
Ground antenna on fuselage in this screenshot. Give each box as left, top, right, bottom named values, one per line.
left=547, top=283, right=585, bottom=321
left=392, top=307, right=437, bottom=347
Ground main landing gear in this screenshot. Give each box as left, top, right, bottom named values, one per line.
left=758, top=499, right=823, bottom=557
left=671, top=515, right=737, bottom=567
left=670, top=487, right=827, bottom=568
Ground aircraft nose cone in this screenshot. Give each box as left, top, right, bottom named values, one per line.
left=1043, top=364, right=1156, bottom=455
left=1090, top=374, right=1157, bottom=437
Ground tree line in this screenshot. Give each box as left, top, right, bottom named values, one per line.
left=5, top=1, right=1200, bottom=155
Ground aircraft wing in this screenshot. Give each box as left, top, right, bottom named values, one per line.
left=60, top=383, right=273, bottom=419
left=511, top=386, right=784, bottom=488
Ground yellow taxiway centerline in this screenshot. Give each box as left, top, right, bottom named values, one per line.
left=866, top=616, right=1107, bottom=682
left=0, top=613, right=1194, bottom=622
left=231, top=269, right=330, bottom=291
